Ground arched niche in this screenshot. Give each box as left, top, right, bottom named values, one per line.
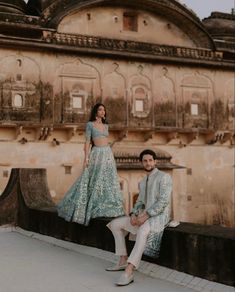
left=0, top=55, right=40, bottom=122
left=180, top=73, right=213, bottom=129
left=154, top=67, right=177, bottom=127
left=102, top=63, right=127, bottom=125
left=128, top=66, right=152, bottom=127
left=54, top=59, right=101, bottom=123
left=224, top=78, right=235, bottom=129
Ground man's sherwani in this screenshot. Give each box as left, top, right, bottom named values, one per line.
left=132, top=168, right=172, bottom=258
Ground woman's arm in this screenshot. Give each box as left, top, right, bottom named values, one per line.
left=83, top=141, right=91, bottom=169
left=83, top=122, right=92, bottom=169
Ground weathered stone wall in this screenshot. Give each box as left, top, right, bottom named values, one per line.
left=0, top=50, right=234, bottom=129
left=0, top=5, right=234, bottom=227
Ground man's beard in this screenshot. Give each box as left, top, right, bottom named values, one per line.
left=144, top=166, right=155, bottom=172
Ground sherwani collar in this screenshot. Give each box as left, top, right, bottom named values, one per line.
left=146, top=167, right=159, bottom=179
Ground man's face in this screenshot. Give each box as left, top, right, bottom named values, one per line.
left=141, top=154, right=156, bottom=172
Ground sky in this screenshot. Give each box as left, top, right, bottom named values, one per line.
left=23, top=0, right=235, bottom=19
left=179, top=0, right=234, bottom=19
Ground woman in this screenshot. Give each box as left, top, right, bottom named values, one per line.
left=57, top=103, right=125, bottom=226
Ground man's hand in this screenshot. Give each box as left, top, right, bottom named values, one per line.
left=130, top=214, right=138, bottom=226
left=136, top=211, right=149, bottom=226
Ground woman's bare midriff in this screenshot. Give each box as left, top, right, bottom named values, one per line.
left=93, top=137, right=109, bottom=147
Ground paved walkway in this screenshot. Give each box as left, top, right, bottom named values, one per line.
left=0, top=227, right=233, bottom=292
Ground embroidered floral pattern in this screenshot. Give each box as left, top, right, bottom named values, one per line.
left=57, top=146, right=125, bottom=225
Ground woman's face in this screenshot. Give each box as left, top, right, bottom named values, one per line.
left=96, top=105, right=106, bottom=119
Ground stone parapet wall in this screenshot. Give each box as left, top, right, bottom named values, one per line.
left=20, top=208, right=235, bottom=287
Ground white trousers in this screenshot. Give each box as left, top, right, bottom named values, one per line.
left=108, top=216, right=150, bottom=269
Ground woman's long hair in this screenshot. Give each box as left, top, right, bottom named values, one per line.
left=89, top=103, right=107, bottom=124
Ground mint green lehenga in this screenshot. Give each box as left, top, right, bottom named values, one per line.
left=57, top=122, right=125, bottom=226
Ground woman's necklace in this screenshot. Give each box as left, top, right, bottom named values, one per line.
left=95, top=119, right=104, bottom=131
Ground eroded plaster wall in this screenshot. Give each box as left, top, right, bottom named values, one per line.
left=168, top=145, right=234, bottom=227
left=58, top=7, right=196, bottom=47
left=0, top=132, right=233, bottom=226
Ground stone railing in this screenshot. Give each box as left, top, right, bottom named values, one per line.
left=215, top=40, right=235, bottom=52
left=43, top=32, right=223, bottom=61
left=207, top=12, right=235, bottom=21
left=114, top=152, right=177, bottom=170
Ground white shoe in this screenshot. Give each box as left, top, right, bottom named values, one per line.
left=105, top=263, right=127, bottom=271
left=115, top=272, right=134, bottom=286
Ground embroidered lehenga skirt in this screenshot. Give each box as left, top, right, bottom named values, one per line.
left=57, top=146, right=125, bottom=226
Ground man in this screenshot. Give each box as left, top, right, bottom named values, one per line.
left=106, top=149, right=172, bottom=286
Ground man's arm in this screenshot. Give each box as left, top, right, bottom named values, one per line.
left=136, top=210, right=149, bottom=225
left=146, top=174, right=172, bottom=217
left=129, top=182, right=146, bottom=226
left=131, top=201, right=145, bottom=215
left=130, top=182, right=145, bottom=216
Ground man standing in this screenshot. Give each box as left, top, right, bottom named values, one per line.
left=106, top=149, right=172, bottom=286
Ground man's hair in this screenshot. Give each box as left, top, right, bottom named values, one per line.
left=139, top=149, right=157, bottom=161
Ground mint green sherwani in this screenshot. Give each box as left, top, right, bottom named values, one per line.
left=132, top=168, right=172, bottom=258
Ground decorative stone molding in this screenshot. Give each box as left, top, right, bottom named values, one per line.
left=43, top=32, right=222, bottom=62
left=113, top=148, right=183, bottom=170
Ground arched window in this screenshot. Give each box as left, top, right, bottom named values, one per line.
left=131, top=85, right=150, bottom=118
left=12, top=94, right=23, bottom=108
left=70, top=85, right=88, bottom=113
left=134, top=87, right=145, bottom=112
left=72, top=93, right=83, bottom=109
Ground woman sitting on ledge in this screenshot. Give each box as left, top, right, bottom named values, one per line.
left=57, top=103, right=125, bottom=226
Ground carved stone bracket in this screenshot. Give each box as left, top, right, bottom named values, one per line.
left=229, top=134, right=235, bottom=148
left=144, top=130, right=154, bottom=142
left=38, top=126, right=53, bottom=140
left=15, top=125, right=23, bottom=139
left=219, top=132, right=233, bottom=144
left=205, top=131, right=231, bottom=145
left=110, top=129, right=128, bottom=148
left=66, top=126, right=78, bottom=141
left=206, top=131, right=235, bottom=145
left=166, top=132, right=179, bottom=143
left=186, top=131, right=199, bottom=144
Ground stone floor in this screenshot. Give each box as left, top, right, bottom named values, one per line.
left=0, top=227, right=233, bottom=292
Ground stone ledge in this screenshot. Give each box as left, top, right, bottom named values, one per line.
left=18, top=205, right=235, bottom=287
